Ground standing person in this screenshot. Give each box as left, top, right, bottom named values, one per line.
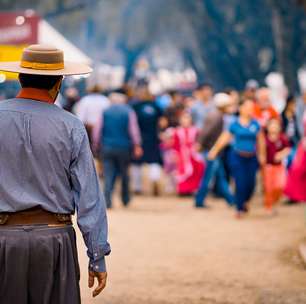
left=171, top=111, right=204, bottom=196
left=0, top=45, right=110, bottom=303
left=285, top=112, right=306, bottom=203
left=62, top=86, right=80, bottom=113
left=281, top=96, right=300, bottom=168
left=131, top=81, right=163, bottom=196
left=195, top=93, right=235, bottom=208
left=244, top=79, right=259, bottom=102
left=281, top=96, right=301, bottom=147
left=75, top=84, right=110, bottom=177
left=191, top=83, right=215, bottom=129
left=253, top=87, right=279, bottom=128
left=296, top=91, right=306, bottom=137
left=261, top=119, right=291, bottom=214
left=93, top=89, right=142, bottom=208
left=208, top=99, right=265, bottom=218
left=163, top=90, right=185, bottom=128
left=74, top=83, right=110, bottom=146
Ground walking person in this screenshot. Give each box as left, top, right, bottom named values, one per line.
left=253, top=87, right=279, bottom=128
left=281, top=95, right=300, bottom=168
left=285, top=111, right=306, bottom=203
left=208, top=98, right=265, bottom=218
left=131, top=80, right=163, bottom=196
left=74, top=83, right=110, bottom=147
left=0, top=45, right=110, bottom=303
left=171, top=111, right=204, bottom=196
left=191, top=83, right=215, bottom=129
left=93, top=89, right=142, bottom=208
left=261, top=119, right=291, bottom=214
left=195, top=93, right=235, bottom=208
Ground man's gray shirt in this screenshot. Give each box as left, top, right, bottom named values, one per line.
left=0, top=98, right=110, bottom=272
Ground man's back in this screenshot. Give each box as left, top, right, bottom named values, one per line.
left=0, top=98, right=83, bottom=213
left=102, top=104, right=132, bottom=149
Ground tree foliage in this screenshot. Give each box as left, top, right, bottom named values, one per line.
left=1, top=0, right=305, bottom=91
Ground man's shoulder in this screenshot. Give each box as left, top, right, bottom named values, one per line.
left=0, top=97, right=84, bottom=128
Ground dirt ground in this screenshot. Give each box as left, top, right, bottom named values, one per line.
left=76, top=194, right=306, bottom=304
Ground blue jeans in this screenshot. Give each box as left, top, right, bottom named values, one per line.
left=195, top=153, right=234, bottom=207
left=102, top=147, right=131, bottom=208
left=230, top=152, right=258, bottom=212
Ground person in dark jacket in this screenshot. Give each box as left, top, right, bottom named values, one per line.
left=130, top=81, right=163, bottom=196
left=281, top=95, right=301, bottom=169
left=281, top=95, right=300, bottom=146
left=93, top=89, right=142, bottom=208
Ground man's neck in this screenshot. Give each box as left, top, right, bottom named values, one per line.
left=17, top=88, right=55, bottom=104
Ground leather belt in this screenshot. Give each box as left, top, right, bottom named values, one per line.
left=0, top=207, right=72, bottom=226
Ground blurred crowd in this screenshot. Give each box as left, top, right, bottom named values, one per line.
left=58, top=79, right=306, bottom=218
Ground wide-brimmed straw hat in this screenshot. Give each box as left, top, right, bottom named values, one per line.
left=0, top=44, right=92, bottom=76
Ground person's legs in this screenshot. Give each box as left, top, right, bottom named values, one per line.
left=195, top=155, right=219, bottom=207
left=102, top=149, right=118, bottom=208
left=28, top=226, right=80, bottom=304
left=244, top=157, right=258, bottom=203
left=0, top=228, right=29, bottom=304
left=117, top=149, right=131, bottom=206
left=215, top=163, right=234, bottom=206
left=130, top=164, right=142, bottom=193
left=231, top=154, right=250, bottom=213
left=148, top=163, right=162, bottom=196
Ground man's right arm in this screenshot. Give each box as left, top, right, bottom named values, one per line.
left=70, top=124, right=111, bottom=296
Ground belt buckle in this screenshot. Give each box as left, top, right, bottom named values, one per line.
left=55, top=213, right=71, bottom=223
left=0, top=214, right=9, bottom=225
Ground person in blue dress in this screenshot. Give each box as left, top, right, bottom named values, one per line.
left=208, top=98, right=265, bottom=218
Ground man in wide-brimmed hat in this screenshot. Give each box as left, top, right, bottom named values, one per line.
left=0, top=44, right=110, bottom=303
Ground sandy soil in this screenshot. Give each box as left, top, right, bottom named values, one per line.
left=76, top=194, right=306, bottom=304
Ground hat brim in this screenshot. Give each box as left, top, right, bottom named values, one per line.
left=0, top=61, right=92, bottom=76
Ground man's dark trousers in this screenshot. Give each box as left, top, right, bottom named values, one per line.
left=0, top=225, right=80, bottom=304
left=102, top=147, right=131, bottom=208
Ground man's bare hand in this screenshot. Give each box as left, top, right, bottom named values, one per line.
left=88, top=270, right=107, bottom=298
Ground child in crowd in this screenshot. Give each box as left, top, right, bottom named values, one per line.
left=171, top=111, right=205, bottom=195
left=262, top=119, right=291, bottom=214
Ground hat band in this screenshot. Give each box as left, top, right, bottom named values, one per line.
left=20, top=60, right=64, bottom=70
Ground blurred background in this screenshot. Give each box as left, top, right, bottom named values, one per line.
left=0, top=0, right=306, bottom=95
left=1, top=1, right=306, bottom=304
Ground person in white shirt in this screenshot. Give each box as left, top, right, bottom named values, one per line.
left=74, top=85, right=110, bottom=146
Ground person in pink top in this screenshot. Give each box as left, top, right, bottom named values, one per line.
left=285, top=113, right=306, bottom=203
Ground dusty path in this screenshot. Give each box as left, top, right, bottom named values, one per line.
left=77, top=195, right=306, bottom=304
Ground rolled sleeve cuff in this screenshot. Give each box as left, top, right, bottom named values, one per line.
left=89, top=256, right=106, bottom=273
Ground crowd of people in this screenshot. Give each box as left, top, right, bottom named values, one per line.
left=60, top=78, right=306, bottom=218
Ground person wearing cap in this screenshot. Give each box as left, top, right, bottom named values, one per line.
left=92, top=88, right=143, bottom=208
left=194, top=93, right=235, bottom=208
left=0, top=45, right=110, bottom=303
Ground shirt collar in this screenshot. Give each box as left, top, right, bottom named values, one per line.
left=17, top=88, right=55, bottom=104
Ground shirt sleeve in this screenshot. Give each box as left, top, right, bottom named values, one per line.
left=228, top=121, right=236, bottom=135
left=128, top=110, right=142, bottom=146
left=92, top=114, right=103, bottom=153
left=70, top=125, right=111, bottom=272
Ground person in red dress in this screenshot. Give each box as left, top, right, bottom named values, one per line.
left=285, top=113, right=306, bottom=203
left=171, top=111, right=205, bottom=195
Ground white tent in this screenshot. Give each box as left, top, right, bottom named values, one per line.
left=38, top=20, right=92, bottom=65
